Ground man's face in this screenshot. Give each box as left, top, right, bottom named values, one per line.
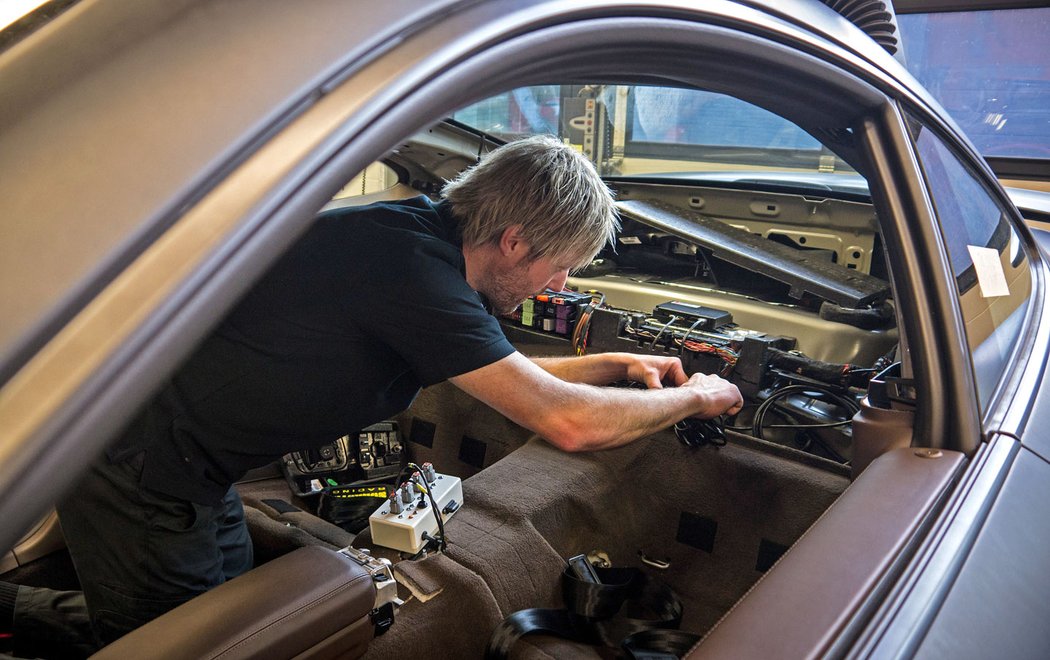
left=484, top=254, right=575, bottom=316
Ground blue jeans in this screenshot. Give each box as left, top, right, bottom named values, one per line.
left=27, top=452, right=253, bottom=651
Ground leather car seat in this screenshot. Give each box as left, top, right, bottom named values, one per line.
left=90, top=545, right=377, bottom=660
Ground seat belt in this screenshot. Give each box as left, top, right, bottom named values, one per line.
left=485, top=561, right=701, bottom=659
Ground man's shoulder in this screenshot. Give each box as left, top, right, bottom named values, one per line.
left=317, top=195, right=449, bottom=238
left=305, top=196, right=464, bottom=282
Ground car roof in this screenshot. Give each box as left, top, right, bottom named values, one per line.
left=0, top=0, right=464, bottom=377
left=0, top=0, right=941, bottom=382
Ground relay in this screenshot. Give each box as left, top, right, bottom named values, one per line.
left=510, top=289, right=594, bottom=337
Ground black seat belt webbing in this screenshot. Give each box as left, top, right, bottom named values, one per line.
left=485, top=565, right=701, bottom=659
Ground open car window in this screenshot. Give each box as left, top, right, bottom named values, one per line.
left=438, top=83, right=897, bottom=468
left=454, top=84, right=859, bottom=180
left=10, top=3, right=1043, bottom=656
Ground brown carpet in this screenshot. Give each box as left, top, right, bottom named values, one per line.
left=233, top=383, right=849, bottom=658
left=357, top=383, right=848, bottom=658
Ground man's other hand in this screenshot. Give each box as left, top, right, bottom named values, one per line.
left=623, top=354, right=689, bottom=389
left=683, top=372, right=744, bottom=418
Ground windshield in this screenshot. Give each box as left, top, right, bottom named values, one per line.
left=453, top=84, right=859, bottom=181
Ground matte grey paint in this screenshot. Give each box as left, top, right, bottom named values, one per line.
left=0, top=0, right=465, bottom=377
left=913, top=447, right=1050, bottom=659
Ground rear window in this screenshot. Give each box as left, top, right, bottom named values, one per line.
left=454, top=84, right=855, bottom=177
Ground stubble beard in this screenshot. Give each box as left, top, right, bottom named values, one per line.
left=482, top=260, right=533, bottom=316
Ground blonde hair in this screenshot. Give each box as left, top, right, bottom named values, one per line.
left=442, top=135, right=618, bottom=269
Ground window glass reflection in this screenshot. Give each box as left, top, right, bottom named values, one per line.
left=910, top=120, right=1032, bottom=410
left=898, top=8, right=1050, bottom=160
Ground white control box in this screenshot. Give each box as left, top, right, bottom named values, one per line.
left=369, top=473, right=463, bottom=553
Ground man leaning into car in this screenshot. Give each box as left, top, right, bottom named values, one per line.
left=0, top=135, right=742, bottom=652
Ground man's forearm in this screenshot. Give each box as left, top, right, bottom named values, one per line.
left=452, top=352, right=742, bottom=454
left=530, top=354, right=631, bottom=385
left=546, top=381, right=705, bottom=451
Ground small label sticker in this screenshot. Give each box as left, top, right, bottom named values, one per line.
left=967, top=245, right=1010, bottom=298
left=619, top=236, right=642, bottom=245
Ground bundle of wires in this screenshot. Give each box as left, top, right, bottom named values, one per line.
left=621, top=315, right=739, bottom=376
left=751, top=383, right=860, bottom=438
left=766, top=348, right=877, bottom=388
left=571, top=291, right=605, bottom=355
left=674, top=416, right=727, bottom=448
left=677, top=338, right=737, bottom=376
left=621, top=315, right=657, bottom=343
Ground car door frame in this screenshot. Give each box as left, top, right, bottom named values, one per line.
left=0, top=5, right=1000, bottom=634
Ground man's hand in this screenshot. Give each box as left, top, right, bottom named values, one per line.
left=623, top=354, right=689, bottom=389
left=624, top=354, right=742, bottom=417
left=683, top=372, right=744, bottom=417
left=529, top=352, right=740, bottom=417
left=453, top=352, right=745, bottom=451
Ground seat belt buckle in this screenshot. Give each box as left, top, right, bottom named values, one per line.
left=567, top=554, right=602, bottom=584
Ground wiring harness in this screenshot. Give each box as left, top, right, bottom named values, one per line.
left=621, top=315, right=739, bottom=376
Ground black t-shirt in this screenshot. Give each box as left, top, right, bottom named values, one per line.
left=114, top=196, right=515, bottom=505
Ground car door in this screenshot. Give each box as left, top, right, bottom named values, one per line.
left=847, top=103, right=1050, bottom=659
left=3, top=2, right=1041, bottom=656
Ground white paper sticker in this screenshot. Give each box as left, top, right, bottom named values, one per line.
left=966, top=245, right=1010, bottom=298
left=618, top=236, right=642, bottom=245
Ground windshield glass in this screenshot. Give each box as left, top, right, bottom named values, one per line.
left=453, top=84, right=859, bottom=182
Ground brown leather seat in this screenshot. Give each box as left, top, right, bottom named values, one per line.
left=91, top=545, right=377, bottom=660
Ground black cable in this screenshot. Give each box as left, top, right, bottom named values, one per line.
left=762, top=420, right=853, bottom=429
left=751, top=384, right=859, bottom=441
left=674, top=416, right=726, bottom=448
left=406, top=462, right=447, bottom=552
left=724, top=405, right=758, bottom=432
left=772, top=408, right=850, bottom=463
left=798, top=428, right=849, bottom=463
left=750, top=394, right=852, bottom=463
left=393, top=465, right=414, bottom=494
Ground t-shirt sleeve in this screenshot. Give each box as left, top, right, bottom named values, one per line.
left=352, top=238, right=516, bottom=387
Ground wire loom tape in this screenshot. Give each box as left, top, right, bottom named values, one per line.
left=485, top=566, right=700, bottom=659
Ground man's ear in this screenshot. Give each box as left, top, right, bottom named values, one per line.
left=498, top=225, right=530, bottom=259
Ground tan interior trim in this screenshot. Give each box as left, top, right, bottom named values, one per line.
left=0, top=511, right=66, bottom=575
left=322, top=182, right=420, bottom=212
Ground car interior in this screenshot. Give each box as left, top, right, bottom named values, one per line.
left=2, top=81, right=975, bottom=659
